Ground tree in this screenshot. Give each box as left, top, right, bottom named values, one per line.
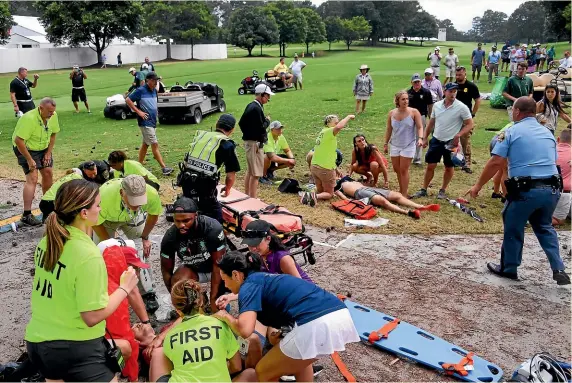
left=340, top=16, right=371, bottom=50
left=541, top=1, right=570, bottom=41
left=228, top=6, right=279, bottom=56
left=36, top=1, right=143, bottom=64
left=265, top=1, right=307, bottom=57
left=8, top=1, right=39, bottom=17
left=375, top=1, right=421, bottom=43
left=479, top=10, right=507, bottom=45
left=300, top=8, right=325, bottom=54
left=405, top=11, right=437, bottom=46
left=506, top=2, right=544, bottom=44
left=0, top=1, right=13, bottom=45
left=324, top=16, right=343, bottom=50
left=142, top=2, right=216, bottom=60
left=564, top=3, right=571, bottom=37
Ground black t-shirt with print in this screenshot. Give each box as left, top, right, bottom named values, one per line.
left=407, top=87, right=434, bottom=116
left=10, top=77, right=33, bottom=101
left=160, top=215, right=226, bottom=273
left=455, top=81, right=480, bottom=111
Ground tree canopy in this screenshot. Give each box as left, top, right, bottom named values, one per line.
left=300, top=7, right=326, bottom=54
left=265, top=1, right=308, bottom=57
left=228, top=6, right=279, bottom=56
left=340, top=16, right=371, bottom=50
left=405, top=11, right=437, bottom=46
left=0, top=1, right=13, bottom=45
left=324, top=16, right=343, bottom=50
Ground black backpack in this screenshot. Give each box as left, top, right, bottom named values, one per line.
left=278, top=178, right=302, bottom=193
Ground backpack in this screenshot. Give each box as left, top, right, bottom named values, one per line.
left=278, top=178, right=302, bottom=193
left=331, top=199, right=377, bottom=220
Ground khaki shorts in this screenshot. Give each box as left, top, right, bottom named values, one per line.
left=244, top=140, right=264, bottom=177
left=553, top=192, right=571, bottom=220
left=140, top=126, right=158, bottom=145
left=310, top=165, right=336, bottom=193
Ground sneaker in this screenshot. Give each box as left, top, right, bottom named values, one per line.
left=308, top=191, right=317, bottom=207
left=437, top=189, right=448, bottom=199
left=299, top=192, right=310, bottom=205
left=491, top=192, right=504, bottom=199
left=411, top=189, right=428, bottom=199
left=259, top=177, right=272, bottom=185
left=553, top=270, right=571, bottom=285
left=162, top=167, right=174, bottom=176
left=142, top=292, right=160, bottom=313
left=407, top=209, right=421, bottom=219
left=280, top=365, right=324, bottom=382
left=487, top=262, right=519, bottom=280
left=462, top=167, right=473, bottom=174
left=20, top=214, right=42, bottom=226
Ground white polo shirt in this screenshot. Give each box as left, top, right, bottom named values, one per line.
left=431, top=99, right=472, bottom=142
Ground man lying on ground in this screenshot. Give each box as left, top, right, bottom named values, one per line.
left=334, top=176, right=440, bottom=219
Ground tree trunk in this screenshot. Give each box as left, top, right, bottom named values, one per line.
left=328, top=41, right=331, bottom=50
left=306, top=42, right=309, bottom=54
left=347, top=42, right=351, bottom=50
left=260, top=44, right=263, bottom=56
left=191, top=43, right=194, bottom=60
left=166, top=38, right=172, bottom=60
left=420, top=38, right=424, bottom=46
left=247, top=46, right=253, bottom=56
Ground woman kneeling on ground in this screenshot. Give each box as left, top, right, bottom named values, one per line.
left=349, top=134, right=389, bottom=188
left=149, top=279, right=256, bottom=383
left=108, top=150, right=161, bottom=190
left=309, top=114, right=355, bottom=203
left=25, top=179, right=139, bottom=382
left=214, top=251, right=360, bottom=382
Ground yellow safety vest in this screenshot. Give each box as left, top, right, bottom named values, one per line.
left=186, top=131, right=229, bottom=176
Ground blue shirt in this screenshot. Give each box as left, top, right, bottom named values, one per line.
left=472, top=49, right=485, bottom=65
left=238, top=272, right=345, bottom=329
left=492, top=117, right=558, bottom=179
left=488, top=51, right=501, bottom=64
left=128, top=85, right=157, bottom=128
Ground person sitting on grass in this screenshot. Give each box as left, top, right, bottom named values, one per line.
left=536, top=84, right=571, bottom=135
left=108, top=150, right=160, bottom=191
left=306, top=148, right=344, bottom=182
left=349, top=134, right=389, bottom=188
left=214, top=251, right=360, bottom=383
left=149, top=279, right=257, bottom=383
left=308, top=114, right=355, bottom=204
left=334, top=176, right=440, bottom=219
left=261, top=121, right=295, bottom=184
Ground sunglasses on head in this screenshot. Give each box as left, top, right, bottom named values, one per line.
left=456, top=66, right=466, bottom=71
left=243, top=229, right=268, bottom=239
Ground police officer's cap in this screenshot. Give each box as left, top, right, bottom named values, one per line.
left=172, top=197, right=198, bottom=213
left=217, top=114, right=236, bottom=131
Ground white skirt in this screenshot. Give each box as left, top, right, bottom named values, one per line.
left=279, top=308, right=360, bottom=360
left=355, top=94, right=370, bottom=101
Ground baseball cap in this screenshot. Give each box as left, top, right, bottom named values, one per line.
left=121, top=175, right=147, bottom=206
left=122, top=246, right=150, bottom=269
left=269, top=121, right=284, bottom=130
left=255, top=83, right=275, bottom=96
left=424, top=68, right=434, bottom=74
left=73, top=65, right=79, bottom=69
left=435, top=46, right=440, bottom=51
left=478, top=42, right=482, bottom=46
left=128, top=67, right=136, bottom=73
left=241, top=220, right=271, bottom=246
left=172, top=197, right=198, bottom=213
left=217, top=113, right=236, bottom=131
left=492, top=45, right=497, bottom=49
left=444, top=82, right=459, bottom=91
left=411, top=73, right=422, bottom=82
left=146, top=72, right=159, bottom=80
left=70, top=168, right=82, bottom=176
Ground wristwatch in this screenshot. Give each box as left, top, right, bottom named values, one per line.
left=141, top=320, right=151, bottom=325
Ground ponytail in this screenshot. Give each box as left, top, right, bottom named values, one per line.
left=43, top=179, right=99, bottom=272
left=218, top=250, right=262, bottom=278
left=171, top=279, right=203, bottom=315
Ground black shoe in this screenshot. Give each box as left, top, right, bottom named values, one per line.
left=266, top=170, right=276, bottom=180
left=142, top=292, right=159, bottom=313
left=20, top=214, right=42, bottom=226
left=491, top=192, right=504, bottom=199
left=553, top=270, right=571, bottom=285
left=487, top=262, right=519, bottom=280
left=462, top=167, right=473, bottom=174
left=313, top=365, right=324, bottom=377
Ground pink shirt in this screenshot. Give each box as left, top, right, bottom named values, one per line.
left=557, top=143, right=571, bottom=192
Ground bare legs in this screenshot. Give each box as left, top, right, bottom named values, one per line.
left=245, top=173, right=259, bottom=198
left=391, top=156, right=412, bottom=196
left=138, top=143, right=167, bottom=169
left=422, top=163, right=454, bottom=192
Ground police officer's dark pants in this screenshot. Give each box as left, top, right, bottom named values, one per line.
left=501, top=186, right=565, bottom=274
left=197, top=199, right=223, bottom=224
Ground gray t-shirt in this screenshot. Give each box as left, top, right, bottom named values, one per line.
left=431, top=99, right=472, bottom=141
left=472, top=49, right=485, bottom=65
left=429, top=54, right=441, bottom=67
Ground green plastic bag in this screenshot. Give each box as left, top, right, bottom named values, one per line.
left=490, top=76, right=508, bottom=109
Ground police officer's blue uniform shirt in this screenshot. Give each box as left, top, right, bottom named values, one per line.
left=492, top=117, right=557, bottom=178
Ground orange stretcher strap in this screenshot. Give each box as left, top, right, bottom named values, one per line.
left=442, top=352, right=474, bottom=376
left=368, top=318, right=400, bottom=343
left=331, top=352, right=356, bottom=382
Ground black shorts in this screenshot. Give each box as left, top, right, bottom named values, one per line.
left=197, top=198, right=223, bottom=224
left=27, top=337, right=115, bottom=382
left=39, top=200, right=54, bottom=223
left=425, top=137, right=454, bottom=168
left=502, top=58, right=510, bottom=63
left=157, top=375, right=171, bottom=382
left=267, top=154, right=289, bottom=172
left=472, top=64, right=482, bottom=72
left=13, top=146, right=53, bottom=175
left=17, top=100, right=35, bottom=114
left=72, top=88, right=87, bottom=102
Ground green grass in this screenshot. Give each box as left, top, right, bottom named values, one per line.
left=1, top=41, right=570, bottom=233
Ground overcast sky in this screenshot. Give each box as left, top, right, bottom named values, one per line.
left=310, top=0, right=524, bottom=32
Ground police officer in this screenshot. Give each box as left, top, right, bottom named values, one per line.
left=69, top=65, right=91, bottom=113
left=78, top=159, right=113, bottom=185
left=176, top=114, right=240, bottom=223
left=10, top=67, right=39, bottom=116
left=466, top=97, right=570, bottom=285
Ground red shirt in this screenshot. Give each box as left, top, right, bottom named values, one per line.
left=557, top=143, right=571, bottom=192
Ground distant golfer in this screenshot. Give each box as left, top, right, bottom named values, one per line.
left=10, top=67, right=39, bottom=116
left=70, top=65, right=91, bottom=114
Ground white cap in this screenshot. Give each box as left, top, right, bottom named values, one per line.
left=72, top=65, right=79, bottom=69
left=424, top=68, right=434, bottom=74
left=435, top=46, right=440, bottom=50
left=255, top=83, right=274, bottom=96
left=128, top=67, right=136, bottom=73
left=142, top=63, right=149, bottom=69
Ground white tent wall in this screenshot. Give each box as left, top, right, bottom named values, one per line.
left=0, top=44, right=227, bottom=73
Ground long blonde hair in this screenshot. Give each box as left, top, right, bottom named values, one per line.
left=44, top=179, right=99, bottom=272
left=394, top=90, right=409, bottom=107
left=171, top=279, right=204, bottom=316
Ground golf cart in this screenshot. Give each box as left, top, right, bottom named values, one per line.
left=528, top=66, right=572, bottom=102
left=262, top=69, right=291, bottom=93
left=158, top=81, right=226, bottom=124
left=103, top=93, right=136, bottom=120
left=238, top=70, right=262, bottom=95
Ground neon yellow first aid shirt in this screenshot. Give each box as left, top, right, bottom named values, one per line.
left=263, top=132, right=289, bottom=154
left=163, top=314, right=239, bottom=382
left=25, top=226, right=109, bottom=342
left=42, top=173, right=83, bottom=202
left=122, top=160, right=159, bottom=184
left=97, top=178, right=162, bottom=225
left=311, top=127, right=337, bottom=169
left=12, top=108, right=60, bottom=151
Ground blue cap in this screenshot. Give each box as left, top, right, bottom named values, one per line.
left=444, top=82, right=459, bottom=91
left=411, top=73, right=422, bottom=81
left=217, top=113, right=236, bottom=131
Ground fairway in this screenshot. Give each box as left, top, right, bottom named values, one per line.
left=1, top=41, right=570, bottom=234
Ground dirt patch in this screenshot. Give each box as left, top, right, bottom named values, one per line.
left=0, top=179, right=570, bottom=381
